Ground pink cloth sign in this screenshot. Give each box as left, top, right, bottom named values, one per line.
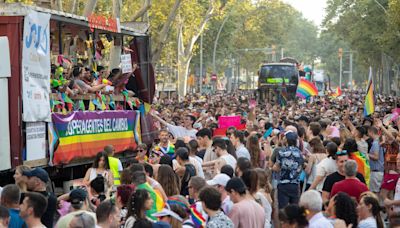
left=218, top=116, right=241, bottom=128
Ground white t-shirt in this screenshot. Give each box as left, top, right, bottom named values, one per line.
left=220, top=154, right=237, bottom=170
left=167, top=124, right=197, bottom=138
left=358, top=217, right=377, bottom=228
left=189, top=156, right=205, bottom=178
left=236, top=144, right=251, bottom=160
left=315, top=157, right=338, bottom=191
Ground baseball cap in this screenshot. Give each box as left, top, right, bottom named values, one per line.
left=225, top=177, right=247, bottom=193
left=22, top=168, right=49, bottom=183
left=69, top=188, right=88, bottom=204
left=207, top=174, right=230, bottom=187
left=284, top=131, right=298, bottom=141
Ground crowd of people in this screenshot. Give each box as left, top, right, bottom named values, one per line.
left=2, top=90, right=400, bottom=228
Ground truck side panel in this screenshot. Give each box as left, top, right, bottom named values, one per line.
left=0, top=16, right=24, bottom=169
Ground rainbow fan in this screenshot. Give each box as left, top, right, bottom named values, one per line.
left=296, top=78, right=318, bottom=99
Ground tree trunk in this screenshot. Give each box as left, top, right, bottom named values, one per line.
left=70, top=0, right=77, bottom=14
left=177, top=57, right=191, bottom=98
left=176, top=0, right=215, bottom=97
left=56, top=0, right=63, bottom=11
left=109, top=0, right=121, bottom=70
left=151, top=0, right=182, bottom=66
left=131, top=0, right=151, bottom=22
left=83, top=0, right=97, bottom=17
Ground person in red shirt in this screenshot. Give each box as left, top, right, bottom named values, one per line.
left=331, top=159, right=369, bottom=202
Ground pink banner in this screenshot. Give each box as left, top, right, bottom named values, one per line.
left=218, top=116, right=241, bottom=128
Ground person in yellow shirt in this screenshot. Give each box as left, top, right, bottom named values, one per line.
left=104, top=145, right=123, bottom=186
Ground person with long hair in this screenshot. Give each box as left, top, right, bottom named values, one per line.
left=254, top=168, right=273, bottom=205
left=124, top=189, right=154, bottom=228
left=156, top=165, right=180, bottom=197
left=304, top=138, right=327, bottom=190
left=241, top=169, right=272, bottom=227
left=279, top=204, right=308, bottom=228
left=247, top=135, right=264, bottom=168
left=357, top=195, right=384, bottom=228
left=116, top=184, right=136, bottom=226
left=326, top=192, right=358, bottom=227
left=83, top=152, right=114, bottom=189
left=13, top=165, right=31, bottom=192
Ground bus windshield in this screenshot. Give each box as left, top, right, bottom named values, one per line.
left=259, top=65, right=298, bottom=85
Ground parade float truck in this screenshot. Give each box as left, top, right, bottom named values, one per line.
left=257, top=58, right=300, bottom=102
left=0, top=3, right=156, bottom=192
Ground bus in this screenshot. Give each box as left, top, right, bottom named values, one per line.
left=257, top=62, right=299, bottom=101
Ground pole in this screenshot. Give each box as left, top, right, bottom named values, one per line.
left=200, top=33, right=203, bottom=94
left=339, top=55, right=343, bottom=89
left=281, top=48, right=284, bottom=59
left=349, top=51, right=353, bottom=90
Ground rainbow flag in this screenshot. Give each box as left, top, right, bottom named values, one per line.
left=137, top=182, right=164, bottom=220
left=190, top=204, right=206, bottom=228
left=296, top=78, right=318, bottom=99
left=331, top=87, right=342, bottom=98
left=349, top=151, right=370, bottom=187
left=51, top=111, right=137, bottom=165
left=363, top=67, right=375, bottom=117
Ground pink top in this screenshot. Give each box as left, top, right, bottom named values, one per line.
left=228, top=199, right=266, bottom=228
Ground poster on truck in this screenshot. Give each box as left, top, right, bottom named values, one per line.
left=22, top=11, right=51, bottom=122
left=26, top=122, right=46, bottom=161
left=51, top=111, right=138, bottom=165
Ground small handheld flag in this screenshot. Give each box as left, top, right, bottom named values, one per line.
left=296, top=78, right=318, bottom=99
left=363, top=67, right=375, bottom=117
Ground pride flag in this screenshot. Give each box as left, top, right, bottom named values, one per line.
left=349, top=151, right=370, bottom=187
left=331, top=87, right=342, bottom=98
left=296, top=78, right=318, bottom=99
left=363, top=67, right=375, bottom=117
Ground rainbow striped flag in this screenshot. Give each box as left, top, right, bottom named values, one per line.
left=51, top=111, right=137, bottom=165
left=349, top=151, right=370, bottom=187
left=190, top=204, right=206, bottom=228
left=137, top=182, right=165, bottom=220
left=331, top=87, right=342, bottom=98
left=363, top=67, right=375, bottom=117
left=296, top=78, right=318, bottom=99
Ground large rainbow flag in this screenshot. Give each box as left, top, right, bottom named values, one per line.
left=349, top=151, right=370, bottom=187
left=52, top=111, right=137, bottom=165
left=363, top=67, right=375, bottom=117
left=296, top=78, right=318, bottom=99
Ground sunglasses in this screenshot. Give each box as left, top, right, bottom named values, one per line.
left=336, top=150, right=348, bottom=155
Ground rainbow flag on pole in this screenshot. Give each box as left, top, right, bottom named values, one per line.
left=331, top=86, right=342, bottom=98
left=296, top=78, right=318, bottom=99
left=363, top=67, right=375, bottom=117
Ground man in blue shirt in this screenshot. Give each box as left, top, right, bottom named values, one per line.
left=368, top=126, right=385, bottom=193
left=273, top=131, right=304, bottom=209
left=1, top=184, right=27, bottom=228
